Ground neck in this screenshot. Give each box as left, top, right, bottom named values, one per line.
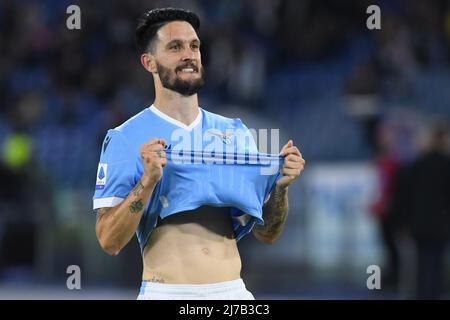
left=153, top=85, right=199, bottom=127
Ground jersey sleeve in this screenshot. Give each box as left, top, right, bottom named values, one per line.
left=92, top=129, right=137, bottom=211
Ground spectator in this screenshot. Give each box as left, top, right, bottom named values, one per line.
left=391, top=118, right=450, bottom=299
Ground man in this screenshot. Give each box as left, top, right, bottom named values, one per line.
left=390, top=119, right=450, bottom=299
left=93, top=7, right=305, bottom=300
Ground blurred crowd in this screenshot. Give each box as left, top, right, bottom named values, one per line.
left=1, top=0, right=450, bottom=298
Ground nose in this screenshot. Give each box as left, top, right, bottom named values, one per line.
left=181, top=47, right=197, bottom=62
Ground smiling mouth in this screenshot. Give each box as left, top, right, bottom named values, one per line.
left=176, top=64, right=199, bottom=73
left=177, top=68, right=197, bottom=73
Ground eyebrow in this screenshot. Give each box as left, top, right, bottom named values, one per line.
left=166, top=39, right=201, bottom=47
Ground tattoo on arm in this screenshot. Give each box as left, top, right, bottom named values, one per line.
left=132, top=180, right=145, bottom=197
left=129, top=180, right=145, bottom=214
left=255, top=187, right=289, bottom=239
left=129, top=200, right=143, bottom=214
left=148, top=276, right=165, bottom=283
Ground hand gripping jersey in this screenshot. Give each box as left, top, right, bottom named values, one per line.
left=93, top=105, right=282, bottom=252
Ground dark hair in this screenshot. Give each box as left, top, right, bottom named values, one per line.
left=136, top=7, right=200, bottom=54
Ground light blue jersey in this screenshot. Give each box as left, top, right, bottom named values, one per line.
left=93, top=105, right=282, bottom=252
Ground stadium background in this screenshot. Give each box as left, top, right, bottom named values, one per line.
left=1, top=0, right=449, bottom=299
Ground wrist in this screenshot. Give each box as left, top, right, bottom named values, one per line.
left=140, top=174, right=158, bottom=189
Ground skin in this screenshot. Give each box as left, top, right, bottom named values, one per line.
left=95, top=21, right=305, bottom=284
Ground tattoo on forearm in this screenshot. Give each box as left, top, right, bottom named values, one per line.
left=256, top=187, right=289, bottom=238
left=130, top=200, right=143, bottom=214
left=129, top=181, right=145, bottom=214
left=272, top=187, right=288, bottom=214
left=132, top=180, right=145, bottom=197
left=148, top=276, right=165, bottom=283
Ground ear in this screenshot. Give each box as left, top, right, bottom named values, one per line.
left=140, top=53, right=157, bottom=73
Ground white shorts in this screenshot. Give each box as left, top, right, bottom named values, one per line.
left=137, top=278, right=255, bottom=300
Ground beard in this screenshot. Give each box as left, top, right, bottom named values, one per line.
left=156, top=61, right=205, bottom=97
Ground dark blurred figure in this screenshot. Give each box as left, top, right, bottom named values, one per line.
left=0, top=121, right=54, bottom=281
left=391, top=118, right=450, bottom=299
left=0, top=128, right=36, bottom=276
left=370, top=122, right=402, bottom=293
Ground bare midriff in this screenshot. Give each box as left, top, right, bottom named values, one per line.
left=142, top=207, right=242, bottom=284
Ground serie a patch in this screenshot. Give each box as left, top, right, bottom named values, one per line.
left=96, top=163, right=108, bottom=190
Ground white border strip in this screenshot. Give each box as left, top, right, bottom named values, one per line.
left=93, top=197, right=125, bottom=210
left=149, top=105, right=202, bottom=131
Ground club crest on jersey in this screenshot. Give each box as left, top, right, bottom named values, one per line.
left=207, top=129, right=233, bottom=144
left=96, top=163, right=108, bottom=190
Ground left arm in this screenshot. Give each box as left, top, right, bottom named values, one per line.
left=253, top=140, right=305, bottom=244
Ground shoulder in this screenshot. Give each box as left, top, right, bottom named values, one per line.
left=201, top=108, right=248, bottom=129
left=114, top=108, right=150, bottom=136
left=100, top=108, right=151, bottom=153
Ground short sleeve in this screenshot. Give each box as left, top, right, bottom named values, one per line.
left=92, top=129, right=137, bottom=210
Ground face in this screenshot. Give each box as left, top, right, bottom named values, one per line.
left=151, top=21, right=204, bottom=96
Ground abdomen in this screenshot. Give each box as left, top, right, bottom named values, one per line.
left=142, top=206, right=242, bottom=284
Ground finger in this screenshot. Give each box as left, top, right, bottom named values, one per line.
left=283, top=160, right=303, bottom=170
left=161, top=157, right=167, bottom=168
left=143, top=155, right=166, bottom=167
left=285, top=154, right=303, bottom=162
left=283, top=161, right=304, bottom=171
left=281, top=167, right=302, bottom=176
left=284, top=158, right=305, bottom=169
left=283, top=146, right=301, bottom=157
left=141, top=143, right=165, bottom=155
left=279, top=140, right=293, bottom=156
left=141, top=149, right=163, bottom=161
left=145, top=138, right=161, bottom=145
left=145, top=138, right=166, bottom=146
left=141, top=140, right=162, bottom=154
left=157, top=138, right=166, bottom=147
left=153, top=150, right=166, bottom=158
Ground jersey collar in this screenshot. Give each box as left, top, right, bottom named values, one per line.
left=149, top=105, right=202, bottom=131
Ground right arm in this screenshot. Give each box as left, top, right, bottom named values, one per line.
left=95, top=138, right=167, bottom=256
